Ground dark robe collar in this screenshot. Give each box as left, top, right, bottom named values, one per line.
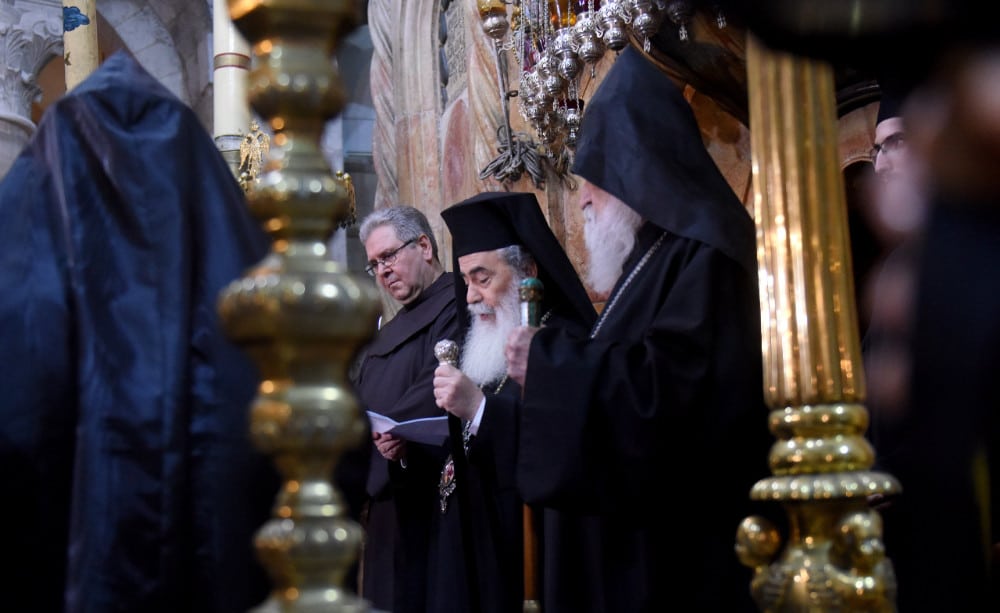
left=623, top=222, right=666, bottom=274
left=365, top=272, right=454, bottom=357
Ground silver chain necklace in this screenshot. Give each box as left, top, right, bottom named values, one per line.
left=590, top=232, right=666, bottom=338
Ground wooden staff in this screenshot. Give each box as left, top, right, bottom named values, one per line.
left=519, top=277, right=543, bottom=612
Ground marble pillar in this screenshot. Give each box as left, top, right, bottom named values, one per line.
left=0, top=1, right=62, bottom=179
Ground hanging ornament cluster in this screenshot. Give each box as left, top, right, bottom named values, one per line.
left=476, top=1, right=725, bottom=186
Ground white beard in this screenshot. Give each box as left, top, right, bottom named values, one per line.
left=460, top=273, right=523, bottom=387
left=584, top=199, right=644, bottom=295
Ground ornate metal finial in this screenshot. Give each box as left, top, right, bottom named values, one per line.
left=238, top=119, right=269, bottom=192
left=711, top=2, right=727, bottom=29
left=334, top=170, right=356, bottom=229
left=434, top=339, right=459, bottom=367
left=665, top=0, right=694, bottom=42
left=478, top=2, right=551, bottom=189
left=518, top=277, right=543, bottom=327
left=478, top=0, right=510, bottom=40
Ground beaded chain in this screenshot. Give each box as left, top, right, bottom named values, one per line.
left=590, top=232, right=666, bottom=338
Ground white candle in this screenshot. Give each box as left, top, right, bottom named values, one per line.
left=213, top=0, right=251, bottom=139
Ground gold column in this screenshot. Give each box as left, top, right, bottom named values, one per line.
left=62, top=0, right=99, bottom=91
left=735, top=36, right=901, bottom=612
left=218, top=1, right=380, bottom=610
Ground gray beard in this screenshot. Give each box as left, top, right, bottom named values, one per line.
left=584, top=200, right=643, bottom=295
left=460, top=272, right=523, bottom=387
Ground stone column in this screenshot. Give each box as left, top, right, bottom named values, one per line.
left=62, top=0, right=98, bottom=91
left=0, top=2, right=62, bottom=179
left=368, top=0, right=399, bottom=211
left=212, top=0, right=250, bottom=177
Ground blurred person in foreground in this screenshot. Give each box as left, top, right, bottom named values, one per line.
left=868, top=48, right=1000, bottom=611
left=863, top=74, right=929, bottom=460
left=0, top=50, right=280, bottom=612
left=504, top=46, right=774, bottom=612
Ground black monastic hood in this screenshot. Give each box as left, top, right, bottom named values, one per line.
left=441, top=191, right=596, bottom=329
left=571, top=45, right=757, bottom=273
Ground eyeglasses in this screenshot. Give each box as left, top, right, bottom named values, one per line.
left=365, top=238, right=416, bottom=276
left=870, top=132, right=906, bottom=161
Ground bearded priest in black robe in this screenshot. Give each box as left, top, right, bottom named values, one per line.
left=505, top=46, right=775, bottom=612
left=430, top=192, right=595, bottom=613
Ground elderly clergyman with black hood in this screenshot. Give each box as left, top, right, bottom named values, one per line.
left=505, top=46, right=775, bottom=612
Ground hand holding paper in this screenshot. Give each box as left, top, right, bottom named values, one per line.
left=367, top=410, right=449, bottom=446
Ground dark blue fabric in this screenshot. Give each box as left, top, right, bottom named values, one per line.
left=0, top=51, right=278, bottom=612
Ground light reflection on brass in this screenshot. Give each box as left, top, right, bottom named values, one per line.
left=218, top=1, right=379, bottom=611
left=737, top=35, right=901, bottom=612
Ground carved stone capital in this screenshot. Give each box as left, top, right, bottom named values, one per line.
left=0, top=1, right=63, bottom=120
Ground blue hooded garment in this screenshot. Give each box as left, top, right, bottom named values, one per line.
left=0, top=51, right=279, bottom=612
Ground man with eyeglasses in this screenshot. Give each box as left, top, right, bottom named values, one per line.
left=864, top=73, right=929, bottom=457
left=865, top=63, right=1000, bottom=610
left=869, top=82, right=928, bottom=249
left=861, top=74, right=929, bottom=423
left=337, top=205, right=459, bottom=613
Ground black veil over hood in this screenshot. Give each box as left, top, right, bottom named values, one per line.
left=571, top=46, right=757, bottom=273
left=441, top=191, right=596, bottom=330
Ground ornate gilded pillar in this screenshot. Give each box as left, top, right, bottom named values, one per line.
left=0, top=2, right=62, bottom=178
left=212, top=0, right=250, bottom=177
left=735, top=36, right=901, bottom=612
left=218, top=0, right=380, bottom=610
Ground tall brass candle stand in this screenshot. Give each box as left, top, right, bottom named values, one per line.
left=735, top=36, right=901, bottom=612
left=218, top=1, right=380, bottom=610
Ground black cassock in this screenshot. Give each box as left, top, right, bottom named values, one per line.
left=426, top=377, right=525, bottom=613
left=0, top=51, right=279, bottom=612
left=342, top=272, right=458, bottom=612
left=425, top=310, right=594, bottom=613
left=519, top=224, right=773, bottom=613
left=874, top=196, right=1000, bottom=612
left=515, top=47, right=775, bottom=613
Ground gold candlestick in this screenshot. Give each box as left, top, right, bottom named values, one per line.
left=735, top=35, right=901, bottom=612
left=218, top=1, right=380, bottom=610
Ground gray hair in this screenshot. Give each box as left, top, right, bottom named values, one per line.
left=497, top=244, right=535, bottom=278
left=359, top=205, right=440, bottom=261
